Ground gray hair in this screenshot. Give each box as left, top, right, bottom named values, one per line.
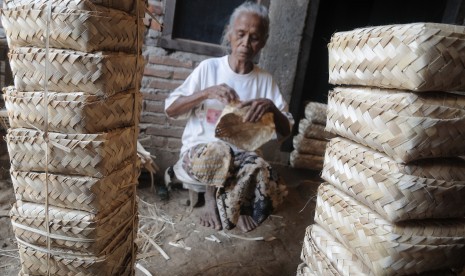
left=220, top=1, right=270, bottom=54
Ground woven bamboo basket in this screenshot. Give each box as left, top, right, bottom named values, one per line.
left=17, top=223, right=135, bottom=276
left=10, top=193, right=135, bottom=254
left=6, top=127, right=136, bottom=178
left=301, top=225, right=339, bottom=276
left=1, top=1, right=144, bottom=53
left=314, top=183, right=465, bottom=275
left=304, top=102, right=327, bottom=125
left=303, top=224, right=374, bottom=276
left=4, top=0, right=146, bottom=16
left=290, top=150, right=324, bottom=171
left=298, top=118, right=335, bottom=140
left=3, top=86, right=140, bottom=133
left=322, top=137, right=465, bottom=222
left=10, top=161, right=137, bottom=213
left=293, top=134, right=327, bottom=156
left=9, top=47, right=144, bottom=96
left=296, top=262, right=317, bottom=276
left=326, top=87, right=465, bottom=162
left=328, top=23, right=465, bottom=92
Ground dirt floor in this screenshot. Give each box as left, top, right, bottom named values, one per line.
left=0, top=165, right=321, bottom=276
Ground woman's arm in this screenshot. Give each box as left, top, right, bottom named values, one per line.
left=166, top=84, right=240, bottom=118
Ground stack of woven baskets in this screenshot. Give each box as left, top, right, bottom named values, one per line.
left=1, top=0, right=144, bottom=274
left=290, top=102, right=334, bottom=171
left=298, top=23, right=465, bottom=275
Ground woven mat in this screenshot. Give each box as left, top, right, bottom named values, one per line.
left=328, top=23, right=465, bottom=92
left=322, top=137, right=465, bottom=222
left=298, top=118, right=335, bottom=140
left=1, top=1, right=144, bottom=53
left=4, top=0, right=146, bottom=16
left=290, top=150, right=324, bottom=171
left=296, top=262, right=317, bottom=276
left=301, top=225, right=339, bottom=276
left=10, top=190, right=135, bottom=254
left=17, top=223, right=135, bottom=275
left=11, top=160, right=138, bottom=213
left=9, top=47, right=144, bottom=96
left=326, top=87, right=465, bottom=162
left=314, top=183, right=465, bottom=275
left=4, top=86, right=140, bottom=133
left=293, top=134, right=327, bottom=156
left=6, top=127, right=136, bottom=178
left=304, top=102, right=328, bottom=125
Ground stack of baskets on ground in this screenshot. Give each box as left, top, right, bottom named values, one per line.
left=1, top=0, right=145, bottom=274
left=290, top=102, right=334, bottom=171
left=297, top=23, right=465, bottom=276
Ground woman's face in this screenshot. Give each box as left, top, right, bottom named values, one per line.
left=228, top=12, right=266, bottom=63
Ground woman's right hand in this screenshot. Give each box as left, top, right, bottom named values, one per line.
left=204, top=84, right=240, bottom=104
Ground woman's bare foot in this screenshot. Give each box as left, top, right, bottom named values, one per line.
left=199, top=186, right=222, bottom=230
left=237, top=215, right=258, bottom=233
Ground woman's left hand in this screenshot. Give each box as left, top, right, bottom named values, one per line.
left=239, top=98, right=277, bottom=123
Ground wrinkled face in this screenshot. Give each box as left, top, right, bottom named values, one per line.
left=228, top=12, right=267, bottom=62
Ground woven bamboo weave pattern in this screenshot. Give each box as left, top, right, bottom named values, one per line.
left=308, top=224, right=374, bottom=276
left=304, top=102, right=328, bottom=125
left=298, top=118, right=335, bottom=140
left=17, top=226, right=134, bottom=276
left=328, top=23, right=465, bottom=92
left=293, top=134, right=327, bottom=156
left=322, top=137, right=465, bottom=221
left=301, top=225, right=339, bottom=276
left=9, top=47, right=144, bottom=96
left=326, top=88, right=465, bottom=162
left=314, top=183, right=465, bottom=275
left=11, top=198, right=134, bottom=254
left=290, top=150, right=324, bottom=170
left=296, top=262, right=317, bottom=276
left=1, top=2, right=144, bottom=53
left=4, top=87, right=138, bottom=133
left=10, top=161, right=137, bottom=213
left=4, top=0, right=145, bottom=15
left=6, top=127, right=135, bottom=178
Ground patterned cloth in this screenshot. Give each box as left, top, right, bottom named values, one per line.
left=183, top=141, right=288, bottom=230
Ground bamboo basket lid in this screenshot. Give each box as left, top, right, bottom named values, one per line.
left=9, top=47, right=144, bottom=96
left=3, top=86, right=140, bottom=133
left=290, top=150, right=324, bottom=171
left=328, top=23, right=465, bottom=92
left=304, top=102, right=328, bottom=125
left=293, top=134, right=327, bottom=156
left=326, top=87, right=465, bottom=162
left=296, top=262, right=317, bottom=276
left=11, top=160, right=138, bottom=214
left=314, top=183, right=465, bottom=275
left=3, top=0, right=146, bottom=15
left=301, top=225, right=339, bottom=276
left=6, top=127, right=136, bottom=178
left=17, top=223, right=135, bottom=276
left=298, top=118, right=335, bottom=140
left=11, top=196, right=135, bottom=254
left=322, top=137, right=465, bottom=222
left=1, top=1, right=144, bottom=53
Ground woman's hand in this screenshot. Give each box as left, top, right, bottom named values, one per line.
left=205, top=84, right=240, bottom=104
left=239, top=98, right=276, bottom=123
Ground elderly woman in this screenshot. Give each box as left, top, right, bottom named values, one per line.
left=165, top=2, right=293, bottom=233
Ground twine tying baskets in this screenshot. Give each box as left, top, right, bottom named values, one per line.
left=328, top=23, right=465, bottom=92
left=314, top=183, right=465, bottom=275
left=326, top=87, right=465, bottom=162
left=4, top=86, right=139, bottom=133
left=1, top=1, right=144, bottom=53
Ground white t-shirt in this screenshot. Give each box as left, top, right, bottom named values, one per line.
left=165, top=55, right=294, bottom=155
